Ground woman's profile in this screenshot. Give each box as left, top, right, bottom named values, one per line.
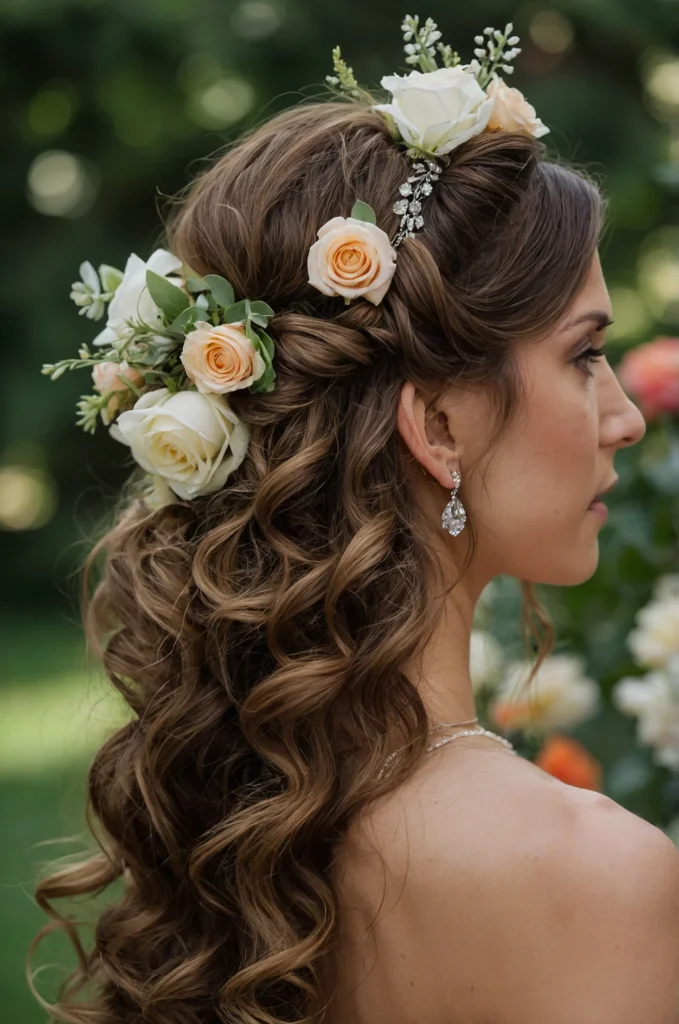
left=29, top=15, right=679, bottom=1024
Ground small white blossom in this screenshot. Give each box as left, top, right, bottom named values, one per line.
left=70, top=261, right=105, bottom=321
left=470, top=629, right=504, bottom=693
left=474, top=35, right=484, bottom=44
left=627, top=575, right=679, bottom=668
left=613, top=654, right=679, bottom=769
left=509, top=35, right=520, bottom=45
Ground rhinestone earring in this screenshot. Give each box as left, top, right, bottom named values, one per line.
left=441, top=469, right=467, bottom=536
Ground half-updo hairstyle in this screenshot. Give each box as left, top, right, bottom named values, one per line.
left=29, top=100, right=604, bottom=1023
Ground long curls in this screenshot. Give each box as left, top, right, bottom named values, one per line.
left=28, top=101, right=603, bottom=1022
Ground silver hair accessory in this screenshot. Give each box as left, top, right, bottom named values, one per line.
left=391, top=158, right=443, bottom=248
left=441, top=469, right=467, bottom=536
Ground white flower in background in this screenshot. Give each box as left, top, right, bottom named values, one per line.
left=372, top=66, right=494, bottom=157
left=70, top=261, right=124, bottom=321
left=627, top=575, right=679, bottom=668
left=70, top=261, right=105, bottom=320
left=612, top=654, right=679, bottom=770
left=109, top=387, right=250, bottom=500
left=470, top=629, right=504, bottom=693
left=92, top=248, right=184, bottom=347
left=488, top=653, right=601, bottom=734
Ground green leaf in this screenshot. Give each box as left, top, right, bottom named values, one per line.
left=168, top=305, right=205, bottom=334
left=146, top=270, right=189, bottom=323
left=249, top=364, right=276, bottom=393
left=250, top=314, right=269, bottom=328
left=222, top=300, right=249, bottom=324
left=350, top=199, right=377, bottom=224
left=256, top=329, right=275, bottom=362
left=204, top=274, right=235, bottom=308
left=184, top=271, right=208, bottom=293
left=249, top=300, right=275, bottom=318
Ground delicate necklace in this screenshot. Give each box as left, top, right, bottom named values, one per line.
left=377, top=716, right=517, bottom=781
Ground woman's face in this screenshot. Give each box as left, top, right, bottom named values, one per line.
left=401, top=251, right=647, bottom=590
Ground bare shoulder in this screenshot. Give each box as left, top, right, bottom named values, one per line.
left=335, top=745, right=679, bottom=1023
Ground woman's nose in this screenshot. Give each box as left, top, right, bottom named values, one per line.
left=601, top=369, right=647, bottom=450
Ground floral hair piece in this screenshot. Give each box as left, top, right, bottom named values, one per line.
left=42, top=251, right=277, bottom=504
left=311, top=14, right=549, bottom=304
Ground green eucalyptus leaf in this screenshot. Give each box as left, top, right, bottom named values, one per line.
left=350, top=199, right=377, bottom=224
left=249, top=300, right=275, bottom=318
left=256, top=329, right=275, bottom=362
left=168, top=305, right=204, bottom=334
left=249, top=365, right=276, bottom=393
left=222, top=300, right=249, bottom=324
left=204, top=274, right=235, bottom=308
left=185, top=271, right=208, bottom=293
left=146, top=270, right=189, bottom=322
left=250, top=314, right=270, bottom=328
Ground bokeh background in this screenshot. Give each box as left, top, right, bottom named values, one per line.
left=3, top=0, right=679, bottom=1017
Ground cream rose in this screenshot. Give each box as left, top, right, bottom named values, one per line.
left=109, top=387, right=250, bottom=500
left=373, top=66, right=494, bottom=157
left=180, top=320, right=266, bottom=394
left=486, top=77, right=549, bottom=138
left=91, top=359, right=145, bottom=425
left=307, top=217, right=397, bottom=305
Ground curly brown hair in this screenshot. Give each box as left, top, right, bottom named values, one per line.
left=28, top=100, right=604, bottom=1023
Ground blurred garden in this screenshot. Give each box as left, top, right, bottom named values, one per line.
left=3, top=0, right=679, bottom=1017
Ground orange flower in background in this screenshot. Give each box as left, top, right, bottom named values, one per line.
left=533, top=734, right=603, bottom=791
left=617, top=337, right=679, bottom=421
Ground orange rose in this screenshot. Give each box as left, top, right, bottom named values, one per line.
left=617, top=337, right=679, bottom=421
left=533, top=734, right=603, bottom=791
left=486, top=78, right=549, bottom=139
left=91, top=359, right=145, bottom=425
left=307, top=216, right=397, bottom=305
left=180, top=321, right=266, bottom=395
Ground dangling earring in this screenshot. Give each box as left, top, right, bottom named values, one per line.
left=441, top=469, right=467, bottom=536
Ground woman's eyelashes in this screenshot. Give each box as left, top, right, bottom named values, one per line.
left=574, top=338, right=608, bottom=377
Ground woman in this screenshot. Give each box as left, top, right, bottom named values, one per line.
left=30, top=19, right=679, bottom=1024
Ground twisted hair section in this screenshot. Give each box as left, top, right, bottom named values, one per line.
left=29, top=101, right=603, bottom=1023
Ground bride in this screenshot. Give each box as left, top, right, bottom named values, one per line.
left=31, top=16, right=679, bottom=1024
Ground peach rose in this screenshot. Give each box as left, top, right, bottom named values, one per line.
left=307, top=216, right=397, bottom=305
left=486, top=77, right=549, bottom=139
left=91, top=359, right=145, bottom=425
left=617, top=337, right=679, bottom=421
left=180, top=321, right=266, bottom=394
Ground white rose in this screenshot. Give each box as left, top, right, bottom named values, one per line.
left=373, top=66, right=494, bottom=157
left=109, top=387, right=249, bottom=500
left=92, top=248, right=184, bottom=347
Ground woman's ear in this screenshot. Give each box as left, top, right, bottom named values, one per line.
left=397, top=381, right=460, bottom=489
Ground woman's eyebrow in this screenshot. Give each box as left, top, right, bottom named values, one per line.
left=560, top=310, right=615, bottom=332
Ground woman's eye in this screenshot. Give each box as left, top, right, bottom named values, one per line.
left=575, top=343, right=608, bottom=376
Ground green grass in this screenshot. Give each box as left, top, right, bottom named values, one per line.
left=1, top=614, right=128, bottom=1020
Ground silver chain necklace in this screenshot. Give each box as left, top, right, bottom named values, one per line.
left=377, top=717, right=517, bottom=782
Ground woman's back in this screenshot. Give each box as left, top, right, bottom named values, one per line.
left=317, top=737, right=679, bottom=1023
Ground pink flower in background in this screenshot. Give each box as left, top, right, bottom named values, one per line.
left=617, top=337, right=679, bottom=421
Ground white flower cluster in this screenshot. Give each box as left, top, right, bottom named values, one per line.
left=612, top=575, right=679, bottom=769
left=43, top=248, right=277, bottom=504
left=487, top=654, right=601, bottom=735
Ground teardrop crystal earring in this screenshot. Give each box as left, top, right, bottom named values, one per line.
left=441, top=469, right=467, bottom=536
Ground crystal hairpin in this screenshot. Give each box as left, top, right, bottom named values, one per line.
left=391, top=158, right=443, bottom=248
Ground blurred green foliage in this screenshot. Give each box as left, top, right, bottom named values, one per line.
left=3, top=0, right=679, bottom=1018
